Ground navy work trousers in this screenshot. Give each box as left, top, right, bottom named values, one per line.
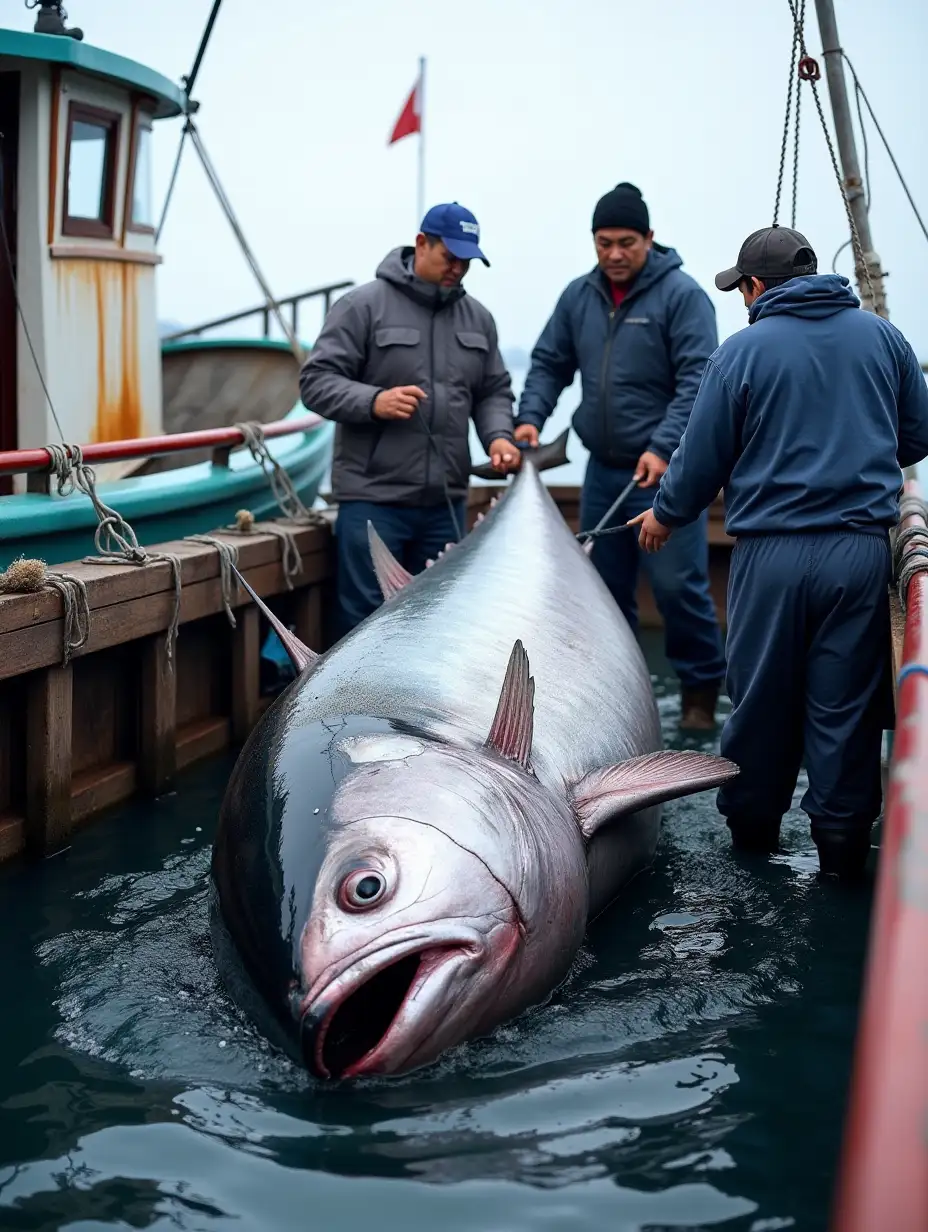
left=580, top=457, right=726, bottom=688
left=717, top=531, right=893, bottom=832
left=334, top=498, right=466, bottom=639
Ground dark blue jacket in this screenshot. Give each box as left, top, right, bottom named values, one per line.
left=516, top=245, right=718, bottom=467
left=652, top=275, right=928, bottom=535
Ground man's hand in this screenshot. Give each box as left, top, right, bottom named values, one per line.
left=627, top=508, right=673, bottom=553
left=488, top=438, right=522, bottom=472
left=514, top=423, right=540, bottom=448
left=634, top=451, right=668, bottom=488
left=373, top=385, right=426, bottom=420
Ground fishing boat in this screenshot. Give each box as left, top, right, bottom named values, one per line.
left=0, top=2, right=339, bottom=569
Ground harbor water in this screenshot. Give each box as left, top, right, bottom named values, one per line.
left=0, top=633, right=872, bottom=1231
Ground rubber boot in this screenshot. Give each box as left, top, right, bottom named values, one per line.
left=810, top=823, right=872, bottom=881
left=725, top=815, right=781, bottom=854
left=680, top=682, right=720, bottom=731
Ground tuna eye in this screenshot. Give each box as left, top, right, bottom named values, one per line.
left=340, top=870, right=387, bottom=911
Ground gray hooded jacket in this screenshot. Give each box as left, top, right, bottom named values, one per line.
left=299, top=247, right=515, bottom=505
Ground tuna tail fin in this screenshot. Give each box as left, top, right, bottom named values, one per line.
left=570, top=750, right=739, bottom=839
left=229, top=564, right=319, bottom=674
left=484, top=639, right=535, bottom=771
left=367, top=522, right=414, bottom=600
left=470, top=427, right=570, bottom=480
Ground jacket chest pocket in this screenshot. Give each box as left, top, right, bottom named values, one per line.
left=372, top=326, right=423, bottom=387
left=453, top=330, right=489, bottom=387
left=614, top=316, right=668, bottom=374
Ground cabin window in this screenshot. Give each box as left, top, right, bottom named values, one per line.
left=128, top=115, right=154, bottom=232
left=63, top=102, right=120, bottom=238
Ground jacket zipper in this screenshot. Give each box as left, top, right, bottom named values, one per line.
left=426, top=309, right=436, bottom=499
left=598, top=306, right=619, bottom=460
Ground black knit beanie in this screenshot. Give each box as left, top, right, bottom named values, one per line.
left=592, top=182, right=650, bottom=235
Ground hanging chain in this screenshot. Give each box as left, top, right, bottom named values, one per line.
left=791, top=5, right=804, bottom=229
left=785, top=0, right=876, bottom=306
left=773, top=3, right=801, bottom=226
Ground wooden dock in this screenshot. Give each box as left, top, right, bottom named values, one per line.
left=0, top=519, right=334, bottom=864
left=0, top=488, right=735, bottom=865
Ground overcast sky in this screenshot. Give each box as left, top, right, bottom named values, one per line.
left=10, top=0, right=928, bottom=361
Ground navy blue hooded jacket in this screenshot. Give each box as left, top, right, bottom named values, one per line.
left=652, top=275, right=928, bottom=536
left=516, top=245, right=718, bottom=467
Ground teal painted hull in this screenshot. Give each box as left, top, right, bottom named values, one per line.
left=0, top=408, right=333, bottom=571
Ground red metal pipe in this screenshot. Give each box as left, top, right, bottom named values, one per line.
left=0, top=414, right=324, bottom=476
left=830, top=480, right=928, bottom=1232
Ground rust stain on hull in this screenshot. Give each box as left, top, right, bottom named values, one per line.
left=55, top=258, right=144, bottom=442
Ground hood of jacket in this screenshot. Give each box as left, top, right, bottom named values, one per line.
left=375, top=246, right=468, bottom=310
left=749, top=273, right=860, bottom=324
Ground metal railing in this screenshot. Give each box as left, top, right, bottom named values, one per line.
left=161, top=280, right=355, bottom=343
left=0, top=414, right=325, bottom=479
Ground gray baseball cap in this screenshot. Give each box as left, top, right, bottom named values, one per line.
left=715, top=226, right=818, bottom=292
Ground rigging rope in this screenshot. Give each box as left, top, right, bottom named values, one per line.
left=45, top=444, right=184, bottom=662
left=186, top=123, right=304, bottom=362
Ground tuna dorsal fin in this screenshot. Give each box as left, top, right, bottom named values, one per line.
left=484, top=639, right=535, bottom=770
left=367, top=522, right=414, bottom=600
left=570, top=750, right=739, bottom=839
left=230, top=564, right=319, bottom=673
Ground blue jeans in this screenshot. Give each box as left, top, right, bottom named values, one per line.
left=334, top=499, right=466, bottom=639
left=717, top=531, right=893, bottom=830
left=580, top=457, right=726, bottom=688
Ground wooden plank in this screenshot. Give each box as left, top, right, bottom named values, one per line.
left=231, top=604, right=261, bottom=742
left=25, top=664, right=73, bottom=857
left=71, top=646, right=137, bottom=775
left=139, top=634, right=177, bottom=795
left=0, top=523, right=332, bottom=636
left=292, top=584, right=323, bottom=651
left=176, top=716, right=230, bottom=770
left=0, top=552, right=331, bottom=682
left=175, top=619, right=226, bottom=730
left=71, top=763, right=137, bottom=823
left=0, top=815, right=23, bottom=862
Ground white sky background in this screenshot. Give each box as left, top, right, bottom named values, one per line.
left=9, top=0, right=928, bottom=360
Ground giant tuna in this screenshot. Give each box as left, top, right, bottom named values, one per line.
left=209, top=460, right=738, bottom=1079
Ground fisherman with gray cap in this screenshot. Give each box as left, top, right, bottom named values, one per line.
left=630, top=224, right=928, bottom=880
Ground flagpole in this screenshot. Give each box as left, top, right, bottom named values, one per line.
left=417, top=55, right=426, bottom=227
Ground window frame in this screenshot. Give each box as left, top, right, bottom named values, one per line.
left=62, top=101, right=121, bottom=239
left=126, top=107, right=155, bottom=235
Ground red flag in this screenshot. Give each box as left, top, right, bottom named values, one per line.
left=388, top=73, right=421, bottom=145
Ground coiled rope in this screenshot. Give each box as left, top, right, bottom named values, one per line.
left=0, top=557, right=91, bottom=665
left=893, top=494, right=928, bottom=611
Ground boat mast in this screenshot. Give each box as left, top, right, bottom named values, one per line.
left=812, top=0, right=888, bottom=318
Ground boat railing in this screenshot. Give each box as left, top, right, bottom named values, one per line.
left=161, top=281, right=356, bottom=344
left=0, top=415, right=325, bottom=490
left=830, top=479, right=928, bottom=1232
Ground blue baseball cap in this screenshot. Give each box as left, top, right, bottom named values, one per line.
left=419, top=202, right=489, bottom=266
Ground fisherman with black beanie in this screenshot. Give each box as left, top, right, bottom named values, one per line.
left=515, top=183, right=725, bottom=730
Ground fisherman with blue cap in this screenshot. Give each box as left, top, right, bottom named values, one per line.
left=630, top=225, right=928, bottom=879
left=300, top=203, right=520, bottom=636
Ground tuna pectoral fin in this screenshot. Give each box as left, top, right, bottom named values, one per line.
left=367, top=522, right=414, bottom=600
left=229, top=564, right=319, bottom=673
left=571, top=750, right=739, bottom=839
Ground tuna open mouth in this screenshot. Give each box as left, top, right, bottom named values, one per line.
left=304, top=947, right=456, bottom=1080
